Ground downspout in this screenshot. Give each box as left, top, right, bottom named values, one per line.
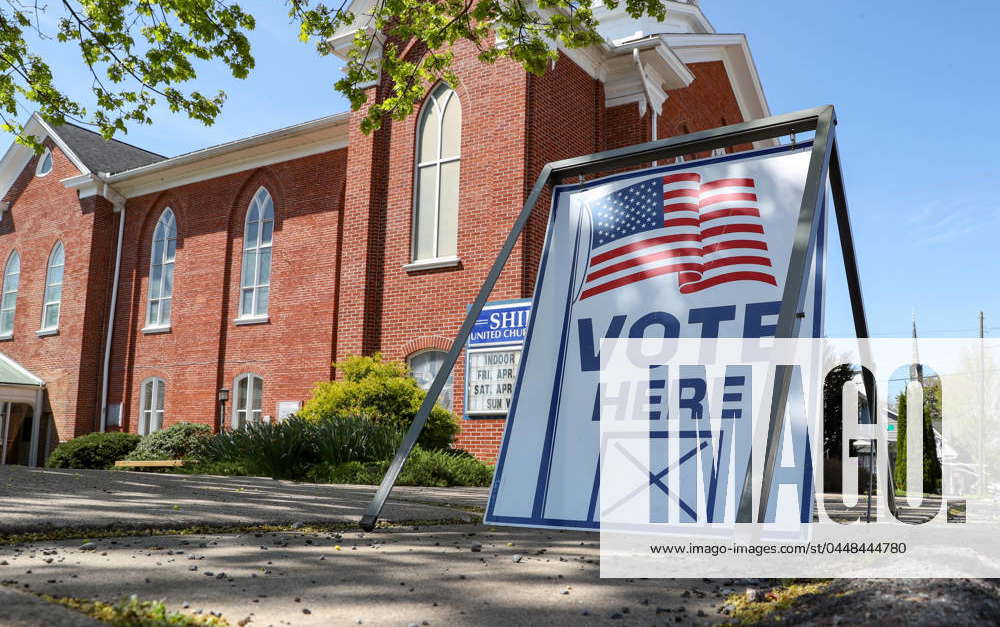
left=99, top=182, right=126, bottom=432
left=633, top=48, right=661, bottom=166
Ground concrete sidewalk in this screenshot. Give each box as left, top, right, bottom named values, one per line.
left=0, top=587, right=104, bottom=626
left=0, top=524, right=728, bottom=627
left=0, top=466, right=485, bottom=534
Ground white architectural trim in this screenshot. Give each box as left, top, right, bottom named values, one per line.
left=662, top=33, right=771, bottom=121
left=403, top=256, right=461, bottom=272
left=61, top=173, right=128, bottom=209
left=31, top=115, right=92, bottom=174
left=100, top=114, right=349, bottom=198
left=0, top=352, right=43, bottom=386
left=234, top=315, right=269, bottom=326
left=603, top=37, right=694, bottom=113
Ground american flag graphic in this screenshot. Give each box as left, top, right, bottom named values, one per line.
left=578, top=172, right=777, bottom=301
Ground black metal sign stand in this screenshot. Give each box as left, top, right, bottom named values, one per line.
left=360, top=104, right=893, bottom=531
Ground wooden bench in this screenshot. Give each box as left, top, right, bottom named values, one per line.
left=114, top=460, right=186, bottom=469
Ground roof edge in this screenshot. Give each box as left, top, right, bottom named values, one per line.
left=104, top=112, right=350, bottom=183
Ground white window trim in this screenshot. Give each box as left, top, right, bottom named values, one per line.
left=234, top=315, right=269, bottom=326
left=145, top=208, right=177, bottom=329
left=0, top=251, right=19, bottom=338
left=238, top=187, right=274, bottom=319
left=232, top=373, right=263, bottom=430
left=411, top=85, right=461, bottom=263
left=35, top=149, right=53, bottom=177
left=38, top=241, right=63, bottom=333
left=403, top=256, right=460, bottom=273
left=138, top=376, right=166, bottom=435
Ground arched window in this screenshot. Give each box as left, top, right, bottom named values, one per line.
left=413, top=84, right=461, bottom=262
left=239, top=187, right=273, bottom=319
left=0, top=251, right=19, bottom=337
left=408, top=350, right=453, bottom=411
left=40, top=242, right=63, bottom=331
left=146, top=208, right=176, bottom=328
left=139, top=377, right=166, bottom=435
left=35, top=149, right=52, bottom=177
left=232, top=373, right=263, bottom=430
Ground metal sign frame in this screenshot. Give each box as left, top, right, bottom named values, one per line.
left=360, top=104, right=892, bottom=531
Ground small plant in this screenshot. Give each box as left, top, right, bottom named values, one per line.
left=196, top=415, right=404, bottom=480
left=396, top=446, right=494, bottom=487
left=299, top=354, right=459, bottom=450
left=312, top=414, right=403, bottom=465
left=198, top=417, right=315, bottom=480
left=42, top=593, right=228, bottom=626
left=45, top=432, right=141, bottom=470
left=126, top=422, right=213, bottom=461
left=309, top=446, right=494, bottom=487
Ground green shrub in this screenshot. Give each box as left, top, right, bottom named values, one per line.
left=396, top=446, right=494, bottom=487
left=307, top=460, right=382, bottom=484
left=125, top=422, right=213, bottom=461
left=198, top=417, right=316, bottom=480
left=175, top=459, right=250, bottom=477
left=313, top=414, right=403, bottom=465
left=197, top=414, right=404, bottom=480
left=46, top=432, right=141, bottom=470
left=299, top=354, right=459, bottom=450
left=309, top=446, right=494, bottom=487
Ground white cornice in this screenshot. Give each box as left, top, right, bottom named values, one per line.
left=100, top=114, right=350, bottom=199
left=61, top=173, right=127, bottom=210
left=0, top=114, right=96, bottom=208
left=662, top=33, right=771, bottom=122
left=600, top=36, right=695, bottom=115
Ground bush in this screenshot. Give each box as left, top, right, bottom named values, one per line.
left=312, top=414, right=403, bottom=465
left=126, top=422, right=213, bottom=461
left=396, top=447, right=494, bottom=487
left=309, top=446, right=494, bottom=487
left=46, top=432, right=141, bottom=470
left=299, top=354, right=459, bottom=450
left=198, top=417, right=316, bottom=480
left=308, top=460, right=382, bottom=485
left=196, top=415, right=403, bottom=480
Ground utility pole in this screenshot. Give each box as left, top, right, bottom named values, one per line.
left=980, top=311, right=985, bottom=496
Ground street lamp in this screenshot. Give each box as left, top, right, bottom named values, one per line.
left=218, top=388, right=230, bottom=431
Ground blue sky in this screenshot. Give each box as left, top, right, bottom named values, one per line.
left=15, top=1, right=999, bottom=339
left=711, top=1, right=1000, bottom=339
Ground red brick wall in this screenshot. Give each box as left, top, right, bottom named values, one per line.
left=660, top=61, right=753, bottom=158
left=0, top=50, right=758, bottom=467
left=339, top=41, right=532, bottom=460
left=0, top=141, right=115, bottom=446
left=108, top=149, right=347, bottom=433
left=345, top=54, right=755, bottom=462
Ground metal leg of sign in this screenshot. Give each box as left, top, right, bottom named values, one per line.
left=359, top=165, right=554, bottom=531
left=829, top=139, right=898, bottom=518
left=735, top=106, right=836, bottom=524
left=362, top=104, right=864, bottom=531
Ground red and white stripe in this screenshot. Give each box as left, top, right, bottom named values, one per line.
left=579, top=174, right=703, bottom=301
left=678, top=177, right=776, bottom=293
left=578, top=174, right=776, bottom=301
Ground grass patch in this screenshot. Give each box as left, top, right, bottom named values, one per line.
left=36, top=593, right=228, bottom=626
left=723, top=580, right=831, bottom=625
left=0, top=518, right=475, bottom=546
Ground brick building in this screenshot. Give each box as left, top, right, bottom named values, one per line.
left=0, top=1, right=770, bottom=465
